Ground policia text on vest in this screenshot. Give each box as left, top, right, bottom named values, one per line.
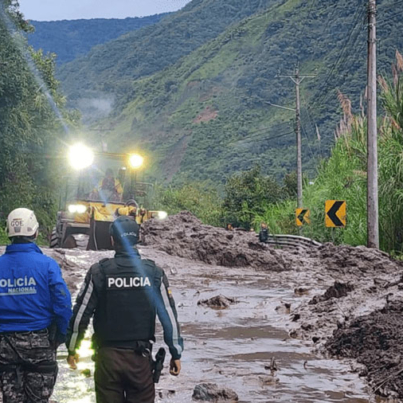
left=66, top=215, right=183, bottom=403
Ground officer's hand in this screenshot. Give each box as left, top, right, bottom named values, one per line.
left=67, top=354, right=79, bottom=370
left=169, top=359, right=181, bottom=376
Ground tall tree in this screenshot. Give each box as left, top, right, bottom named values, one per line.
left=0, top=1, right=77, bottom=230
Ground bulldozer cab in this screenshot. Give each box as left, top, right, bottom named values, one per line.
left=63, top=152, right=153, bottom=206
left=52, top=149, right=164, bottom=250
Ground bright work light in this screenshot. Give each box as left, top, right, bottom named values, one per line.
left=128, top=154, right=144, bottom=169
left=68, top=204, right=87, bottom=214
left=68, top=143, right=94, bottom=170
left=158, top=211, right=168, bottom=220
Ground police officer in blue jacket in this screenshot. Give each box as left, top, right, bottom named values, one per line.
left=0, top=208, right=72, bottom=403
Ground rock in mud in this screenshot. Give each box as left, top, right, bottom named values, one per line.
left=198, top=295, right=237, bottom=309
left=309, top=282, right=354, bottom=305
left=192, top=383, right=239, bottom=401
left=142, top=212, right=288, bottom=271
left=294, top=287, right=309, bottom=295
left=326, top=300, right=403, bottom=399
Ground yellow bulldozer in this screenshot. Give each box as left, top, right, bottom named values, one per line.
left=50, top=144, right=167, bottom=250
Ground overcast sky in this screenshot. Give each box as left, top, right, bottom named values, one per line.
left=19, top=0, right=191, bottom=21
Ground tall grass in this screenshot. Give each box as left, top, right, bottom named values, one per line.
left=264, top=51, right=403, bottom=252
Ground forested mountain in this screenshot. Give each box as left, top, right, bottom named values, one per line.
left=57, top=0, right=283, bottom=107
left=28, top=14, right=169, bottom=65
left=86, top=0, right=401, bottom=184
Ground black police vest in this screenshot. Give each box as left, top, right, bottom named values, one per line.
left=93, top=258, right=160, bottom=345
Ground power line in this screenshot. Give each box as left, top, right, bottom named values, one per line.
left=232, top=130, right=295, bottom=146
left=320, top=5, right=366, bottom=89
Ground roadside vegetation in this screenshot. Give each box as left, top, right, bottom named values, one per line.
left=266, top=52, right=403, bottom=253
left=156, top=167, right=296, bottom=230
left=159, top=52, right=403, bottom=254
left=0, top=1, right=78, bottom=238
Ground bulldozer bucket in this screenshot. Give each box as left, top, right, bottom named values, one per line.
left=87, top=218, right=113, bottom=251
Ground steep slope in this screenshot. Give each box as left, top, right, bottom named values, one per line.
left=96, top=0, right=402, bottom=183
left=57, top=0, right=283, bottom=106
left=28, top=14, right=170, bottom=65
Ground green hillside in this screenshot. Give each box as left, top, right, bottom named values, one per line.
left=93, top=0, right=402, bottom=184
left=57, top=0, right=283, bottom=107
left=28, top=14, right=170, bottom=65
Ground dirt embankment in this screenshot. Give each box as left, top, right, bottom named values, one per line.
left=326, top=300, right=403, bottom=399
left=142, top=212, right=289, bottom=271
left=290, top=243, right=403, bottom=400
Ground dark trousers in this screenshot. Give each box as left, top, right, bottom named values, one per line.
left=95, top=347, right=155, bottom=403
left=0, top=330, right=57, bottom=403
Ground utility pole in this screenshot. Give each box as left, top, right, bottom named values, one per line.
left=295, top=70, right=303, bottom=208
left=367, top=0, right=379, bottom=248
left=277, top=69, right=315, bottom=208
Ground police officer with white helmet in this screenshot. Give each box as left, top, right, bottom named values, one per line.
left=0, top=208, right=72, bottom=402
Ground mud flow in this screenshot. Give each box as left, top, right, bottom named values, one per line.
left=2, top=212, right=402, bottom=402
left=49, top=247, right=372, bottom=403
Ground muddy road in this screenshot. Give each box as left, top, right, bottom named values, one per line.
left=52, top=246, right=373, bottom=403
left=1, top=212, right=403, bottom=402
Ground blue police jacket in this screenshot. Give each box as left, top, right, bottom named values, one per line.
left=0, top=243, right=72, bottom=334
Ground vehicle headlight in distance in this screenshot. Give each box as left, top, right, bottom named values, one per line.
left=68, top=204, right=87, bottom=214
left=68, top=204, right=77, bottom=214
left=128, top=153, right=144, bottom=169
left=76, top=204, right=87, bottom=214
left=158, top=211, right=168, bottom=220
left=68, top=143, right=94, bottom=170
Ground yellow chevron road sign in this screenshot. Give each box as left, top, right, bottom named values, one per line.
left=325, top=200, right=346, bottom=227
left=296, top=208, right=310, bottom=226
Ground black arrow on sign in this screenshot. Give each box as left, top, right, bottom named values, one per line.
left=327, top=201, right=344, bottom=227
left=298, top=209, right=308, bottom=224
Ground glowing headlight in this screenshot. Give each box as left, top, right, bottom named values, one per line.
left=68, top=204, right=77, bottom=214
left=128, top=154, right=144, bottom=169
left=68, top=204, right=87, bottom=214
left=76, top=204, right=87, bottom=214
left=68, top=143, right=94, bottom=170
left=158, top=211, right=168, bottom=220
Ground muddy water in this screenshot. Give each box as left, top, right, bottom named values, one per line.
left=44, top=247, right=380, bottom=403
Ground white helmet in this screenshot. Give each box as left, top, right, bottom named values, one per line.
left=7, top=208, right=39, bottom=238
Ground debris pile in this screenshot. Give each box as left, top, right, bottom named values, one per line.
left=326, top=300, right=403, bottom=399
left=309, top=282, right=354, bottom=305
left=197, top=295, right=237, bottom=309
left=192, top=383, right=239, bottom=402
left=142, top=212, right=289, bottom=271
left=312, top=243, right=402, bottom=276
